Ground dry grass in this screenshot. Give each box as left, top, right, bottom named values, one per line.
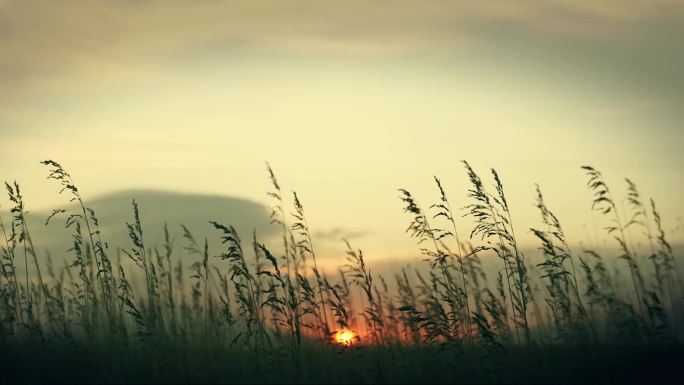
left=0, top=159, right=682, bottom=384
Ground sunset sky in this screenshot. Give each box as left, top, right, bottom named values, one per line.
left=1, top=0, right=683, bottom=261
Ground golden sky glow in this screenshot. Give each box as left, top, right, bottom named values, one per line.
left=1, top=0, right=683, bottom=262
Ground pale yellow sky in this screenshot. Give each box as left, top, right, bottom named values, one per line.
left=1, top=0, right=683, bottom=261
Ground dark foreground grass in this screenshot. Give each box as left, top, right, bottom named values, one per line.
left=1, top=339, right=682, bottom=384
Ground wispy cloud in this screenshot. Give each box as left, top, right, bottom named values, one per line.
left=314, top=227, right=370, bottom=242
left=1, top=0, right=681, bottom=89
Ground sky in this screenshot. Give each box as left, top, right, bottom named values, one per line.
left=1, top=0, right=683, bottom=263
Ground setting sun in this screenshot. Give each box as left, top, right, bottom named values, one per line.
left=333, top=329, right=357, bottom=346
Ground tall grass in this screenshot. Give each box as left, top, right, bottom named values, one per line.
left=0, top=160, right=682, bottom=384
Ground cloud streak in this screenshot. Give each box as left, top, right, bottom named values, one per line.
left=1, top=0, right=682, bottom=92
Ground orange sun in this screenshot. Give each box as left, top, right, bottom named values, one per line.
left=333, top=329, right=357, bottom=346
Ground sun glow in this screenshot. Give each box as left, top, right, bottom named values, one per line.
left=333, top=329, right=357, bottom=346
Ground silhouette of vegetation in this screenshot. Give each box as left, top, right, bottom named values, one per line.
left=0, top=159, right=682, bottom=384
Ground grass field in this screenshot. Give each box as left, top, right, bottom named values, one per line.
left=0, top=159, right=682, bottom=384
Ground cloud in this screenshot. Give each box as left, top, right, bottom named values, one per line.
left=313, top=227, right=370, bottom=242
left=1, top=0, right=682, bottom=92
left=1, top=0, right=681, bottom=141
left=26, top=189, right=279, bottom=263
